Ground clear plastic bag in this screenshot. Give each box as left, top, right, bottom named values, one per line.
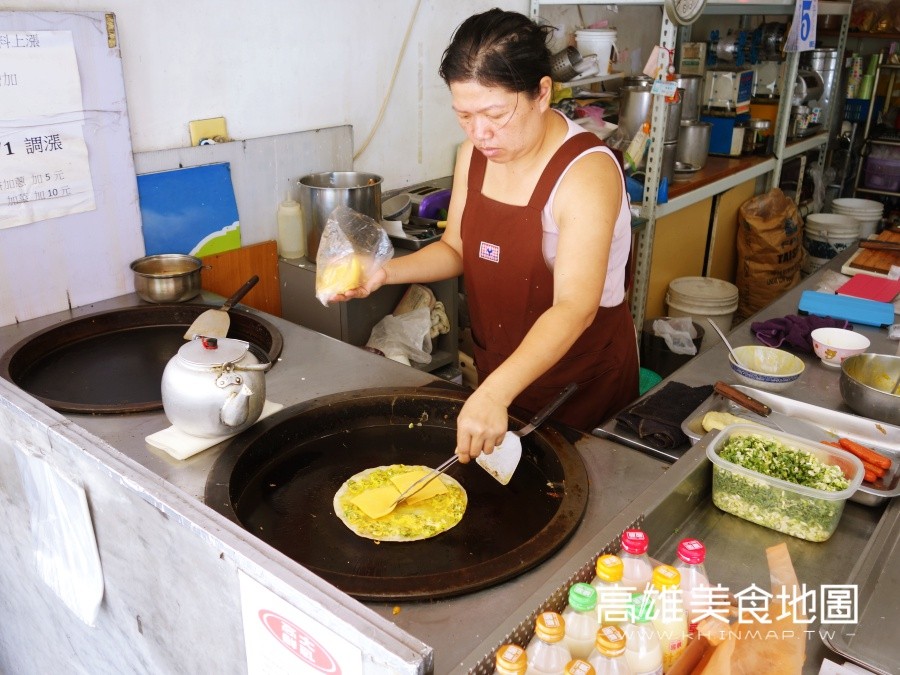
left=365, top=306, right=433, bottom=365
left=315, top=205, right=393, bottom=306
left=653, top=317, right=699, bottom=356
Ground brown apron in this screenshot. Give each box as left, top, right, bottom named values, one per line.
left=461, top=132, right=639, bottom=430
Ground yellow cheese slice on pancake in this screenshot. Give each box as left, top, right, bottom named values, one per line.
left=349, top=484, right=401, bottom=519
left=390, top=469, right=448, bottom=504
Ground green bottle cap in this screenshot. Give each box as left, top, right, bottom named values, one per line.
left=627, top=592, right=657, bottom=623
left=568, top=582, right=598, bottom=612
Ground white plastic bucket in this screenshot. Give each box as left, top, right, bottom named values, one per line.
left=802, top=213, right=860, bottom=275
left=831, top=197, right=883, bottom=237
left=665, top=277, right=739, bottom=352
left=575, top=29, right=618, bottom=76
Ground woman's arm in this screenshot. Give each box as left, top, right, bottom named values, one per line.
left=455, top=149, right=623, bottom=458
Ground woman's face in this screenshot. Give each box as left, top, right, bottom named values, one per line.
left=449, top=80, right=544, bottom=163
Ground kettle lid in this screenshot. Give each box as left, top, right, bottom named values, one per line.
left=177, top=336, right=250, bottom=366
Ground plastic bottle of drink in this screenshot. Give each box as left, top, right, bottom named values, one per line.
left=563, top=583, right=601, bottom=660
left=494, top=643, right=528, bottom=674
left=623, top=594, right=663, bottom=675
left=564, top=658, right=597, bottom=675
left=587, top=624, right=632, bottom=675
left=672, top=538, right=710, bottom=635
left=650, top=565, right=688, bottom=672
left=619, top=529, right=653, bottom=595
left=525, top=611, right=572, bottom=675
left=592, top=555, right=628, bottom=626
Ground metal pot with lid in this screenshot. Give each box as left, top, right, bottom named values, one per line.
left=161, top=336, right=272, bottom=438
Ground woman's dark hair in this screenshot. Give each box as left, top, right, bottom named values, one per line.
left=439, top=8, right=554, bottom=98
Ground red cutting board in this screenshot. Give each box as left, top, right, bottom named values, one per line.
left=837, top=273, right=900, bottom=303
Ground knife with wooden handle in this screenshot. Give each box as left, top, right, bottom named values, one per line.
left=858, top=240, right=900, bottom=252
left=713, top=381, right=831, bottom=441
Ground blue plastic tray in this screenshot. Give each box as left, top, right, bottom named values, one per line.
left=798, top=290, right=895, bottom=327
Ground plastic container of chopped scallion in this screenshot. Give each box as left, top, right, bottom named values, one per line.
left=707, top=424, right=864, bottom=542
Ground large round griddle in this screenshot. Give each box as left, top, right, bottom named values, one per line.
left=0, top=304, right=283, bottom=414
left=205, top=387, right=589, bottom=602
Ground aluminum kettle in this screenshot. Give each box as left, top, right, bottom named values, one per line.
left=161, top=336, right=271, bottom=438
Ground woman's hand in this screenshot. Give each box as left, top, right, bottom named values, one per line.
left=454, top=387, right=509, bottom=462
left=329, top=265, right=388, bottom=302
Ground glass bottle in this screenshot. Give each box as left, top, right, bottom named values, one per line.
left=672, top=538, right=710, bottom=635
left=619, top=529, right=653, bottom=594
left=650, top=565, right=688, bottom=672
left=494, top=643, right=528, bottom=675
left=563, top=583, right=601, bottom=660
left=623, top=594, right=663, bottom=675
left=592, top=555, right=629, bottom=626
left=587, top=624, right=632, bottom=675
left=525, top=611, right=572, bottom=675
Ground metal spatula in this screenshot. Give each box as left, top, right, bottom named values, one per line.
left=391, top=382, right=578, bottom=507
left=183, top=275, right=258, bottom=340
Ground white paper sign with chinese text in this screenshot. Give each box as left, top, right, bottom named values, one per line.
left=0, top=30, right=95, bottom=229
left=786, top=0, right=818, bottom=52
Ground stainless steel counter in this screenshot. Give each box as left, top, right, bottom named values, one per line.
left=0, top=291, right=667, bottom=672
left=0, top=243, right=896, bottom=672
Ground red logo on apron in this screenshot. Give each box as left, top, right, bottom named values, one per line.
left=479, top=241, right=500, bottom=262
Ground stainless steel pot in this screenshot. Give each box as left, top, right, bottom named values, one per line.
left=161, top=336, right=272, bottom=438
left=299, top=171, right=382, bottom=260
left=675, top=74, right=703, bottom=122
left=618, top=85, right=683, bottom=142
left=675, top=120, right=712, bottom=169
left=130, top=254, right=203, bottom=303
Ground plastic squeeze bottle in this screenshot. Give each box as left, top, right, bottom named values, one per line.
left=650, top=565, right=688, bottom=672
left=494, top=643, right=528, bottom=675
left=592, top=554, right=627, bottom=626
left=276, top=194, right=305, bottom=260
left=672, top=538, right=710, bottom=635
left=563, top=583, right=601, bottom=659
left=587, top=624, right=631, bottom=675
left=623, top=594, right=663, bottom=675
left=525, top=611, right=573, bottom=675
left=619, top=529, right=653, bottom=594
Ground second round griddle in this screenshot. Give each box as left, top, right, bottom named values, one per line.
left=0, top=304, right=283, bottom=414
left=205, top=387, right=589, bottom=602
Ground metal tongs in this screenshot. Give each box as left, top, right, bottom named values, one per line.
left=389, top=455, right=461, bottom=508
left=389, top=382, right=578, bottom=508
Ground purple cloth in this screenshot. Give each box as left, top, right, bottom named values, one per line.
left=750, top=314, right=850, bottom=352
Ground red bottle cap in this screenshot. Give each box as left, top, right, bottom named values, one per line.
left=620, top=528, right=649, bottom=555
left=677, top=538, right=706, bottom=565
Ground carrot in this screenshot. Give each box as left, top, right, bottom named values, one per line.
left=838, top=438, right=892, bottom=470
left=864, top=468, right=879, bottom=484
left=862, top=460, right=886, bottom=478
left=821, top=441, right=843, bottom=449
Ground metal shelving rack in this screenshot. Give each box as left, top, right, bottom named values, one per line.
left=852, top=55, right=900, bottom=199
left=531, top=0, right=852, bottom=327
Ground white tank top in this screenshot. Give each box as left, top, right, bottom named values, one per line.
left=541, top=112, right=631, bottom=307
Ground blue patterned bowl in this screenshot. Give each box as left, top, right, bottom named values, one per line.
left=728, top=345, right=805, bottom=392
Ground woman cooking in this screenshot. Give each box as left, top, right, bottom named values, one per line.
left=337, top=8, right=638, bottom=461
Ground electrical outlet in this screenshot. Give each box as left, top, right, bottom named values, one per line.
left=189, top=117, right=228, bottom=146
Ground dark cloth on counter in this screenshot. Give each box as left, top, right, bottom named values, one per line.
left=615, top=381, right=714, bottom=450
left=750, top=314, right=850, bottom=352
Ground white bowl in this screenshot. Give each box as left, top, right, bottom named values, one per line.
left=728, top=345, right=805, bottom=392
left=810, top=327, right=871, bottom=368
left=382, top=194, right=412, bottom=223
